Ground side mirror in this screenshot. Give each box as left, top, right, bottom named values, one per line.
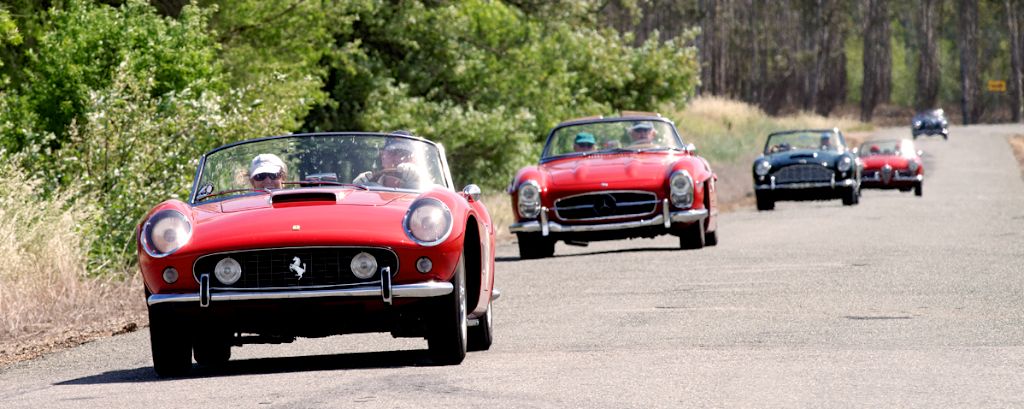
left=684, top=143, right=697, bottom=154
left=462, top=184, right=482, bottom=202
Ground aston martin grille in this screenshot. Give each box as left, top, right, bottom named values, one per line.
left=554, top=191, right=658, bottom=220
left=773, top=164, right=833, bottom=184
left=193, top=247, right=398, bottom=290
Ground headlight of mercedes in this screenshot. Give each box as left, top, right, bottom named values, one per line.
left=908, top=161, right=919, bottom=172
left=837, top=156, right=852, bottom=172
left=404, top=198, right=453, bottom=246
left=141, top=209, right=192, bottom=258
left=517, top=180, right=541, bottom=219
left=669, top=170, right=694, bottom=208
left=754, top=160, right=771, bottom=176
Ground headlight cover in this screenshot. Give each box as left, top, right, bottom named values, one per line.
left=141, top=209, right=192, bottom=258
left=754, top=160, right=772, bottom=176
left=404, top=198, right=454, bottom=246
left=837, top=156, right=852, bottom=172
left=913, top=121, right=922, bottom=128
left=669, top=170, right=694, bottom=208
left=908, top=160, right=919, bottom=173
left=517, top=180, right=541, bottom=219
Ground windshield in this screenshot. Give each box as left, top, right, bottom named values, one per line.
left=542, top=119, right=682, bottom=159
left=764, top=130, right=843, bottom=154
left=192, top=134, right=448, bottom=203
left=859, top=140, right=915, bottom=158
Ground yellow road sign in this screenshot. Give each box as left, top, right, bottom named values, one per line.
left=988, top=80, right=1007, bottom=92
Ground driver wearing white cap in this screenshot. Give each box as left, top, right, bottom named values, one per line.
left=353, top=136, right=426, bottom=189
left=249, top=153, right=288, bottom=189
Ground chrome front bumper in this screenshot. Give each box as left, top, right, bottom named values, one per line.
left=862, top=174, right=922, bottom=183
left=509, top=199, right=708, bottom=236
left=754, top=176, right=857, bottom=191
left=148, top=280, right=452, bottom=306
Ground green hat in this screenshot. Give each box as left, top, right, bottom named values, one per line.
left=574, top=132, right=596, bottom=145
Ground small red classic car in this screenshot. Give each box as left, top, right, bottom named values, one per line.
left=508, top=113, right=719, bottom=259
left=138, top=132, right=497, bottom=376
left=858, top=139, right=924, bottom=196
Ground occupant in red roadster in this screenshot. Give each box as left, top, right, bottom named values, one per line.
left=353, top=137, right=426, bottom=189
left=627, top=122, right=657, bottom=147
left=249, top=153, right=288, bottom=189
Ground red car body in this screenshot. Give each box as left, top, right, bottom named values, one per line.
left=508, top=114, right=718, bottom=258
left=138, top=132, right=496, bottom=376
left=858, top=139, right=924, bottom=196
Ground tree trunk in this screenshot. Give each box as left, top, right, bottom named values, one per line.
left=1008, top=0, right=1023, bottom=123
left=861, top=0, right=892, bottom=122
left=699, top=0, right=721, bottom=95
left=915, top=0, right=941, bottom=111
left=957, top=0, right=982, bottom=124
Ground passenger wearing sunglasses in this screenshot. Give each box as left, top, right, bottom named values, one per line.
left=249, top=153, right=288, bottom=189
left=573, top=132, right=596, bottom=153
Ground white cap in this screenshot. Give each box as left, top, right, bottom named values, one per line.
left=249, top=153, right=287, bottom=177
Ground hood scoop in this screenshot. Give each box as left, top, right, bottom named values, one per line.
left=789, top=152, right=819, bottom=159
left=271, top=191, right=338, bottom=205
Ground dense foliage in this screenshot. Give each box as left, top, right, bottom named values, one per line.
left=0, top=0, right=699, bottom=272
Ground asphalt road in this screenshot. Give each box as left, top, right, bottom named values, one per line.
left=2, top=124, right=1024, bottom=408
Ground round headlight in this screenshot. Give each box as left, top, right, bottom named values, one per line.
left=517, top=180, right=541, bottom=219
left=214, top=257, right=242, bottom=285
left=669, top=170, right=694, bottom=208
left=404, top=198, right=454, bottom=246
left=838, top=156, right=852, bottom=172
left=350, top=252, right=377, bottom=279
left=141, top=209, right=192, bottom=258
left=754, top=160, right=771, bottom=176
left=908, top=161, right=919, bottom=173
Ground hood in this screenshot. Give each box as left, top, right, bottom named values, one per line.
left=861, top=155, right=911, bottom=170
left=765, top=149, right=844, bottom=167
left=540, top=153, right=675, bottom=190
left=186, top=189, right=418, bottom=251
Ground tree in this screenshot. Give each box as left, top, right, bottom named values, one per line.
left=914, top=0, right=941, bottom=110
left=861, top=0, right=892, bottom=121
left=1008, top=0, right=1023, bottom=122
left=956, top=0, right=982, bottom=124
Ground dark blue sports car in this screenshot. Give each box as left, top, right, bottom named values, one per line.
left=752, top=129, right=862, bottom=211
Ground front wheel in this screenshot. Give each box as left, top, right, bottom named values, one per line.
left=427, top=251, right=468, bottom=365
left=516, top=233, right=555, bottom=259
left=678, top=222, right=705, bottom=250
left=841, top=186, right=858, bottom=206
left=914, top=182, right=923, bottom=197
left=467, top=300, right=493, bottom=352
left=193, top=332, right=232, bottom=367
left=755, top=192, right=774, bottom=211
left=149, top=308, right=192, bottom=377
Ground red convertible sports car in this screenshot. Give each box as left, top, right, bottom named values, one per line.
left=138, top=132, right=497, bottom=376
left=508, top=113, right=718, bottom=259
left=858, top=139, right=924, bottom=196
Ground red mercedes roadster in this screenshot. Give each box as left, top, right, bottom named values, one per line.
left=508, top=113, right=719, bottom=259
left=138, top=132, right=497, bottom=376
left=858, top=139, right=924, bottom=196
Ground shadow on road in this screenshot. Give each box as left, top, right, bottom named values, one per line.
left=55, top=349, right=431, bottom=385
left=495, top=245, right=681, bottom=263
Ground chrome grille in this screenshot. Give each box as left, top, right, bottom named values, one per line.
left=193, top=247, right=398, bottom=290
left=772, top=164, right=833, bottom=184
left=554, top=191, right=658, bottom=220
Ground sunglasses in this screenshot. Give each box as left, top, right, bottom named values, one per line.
left=252, top=172, right=280, bottom=181
left=575, top=143, right=594, bottom=148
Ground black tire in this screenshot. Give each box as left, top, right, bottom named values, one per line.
left=516, top=233, right=555, bottom=259
left=914, top=182, right=923, bottom=197
left=704, top=228, right=718, bottom=246
left=841, top=186, right=858, bottom=206
left=149, top=308, right=192, bottom=377
left=678, top=222, right=705, bottom=250
left=427, top=251, right=468, bottom=365
left=942, top=133, right=948, bottom=140
left=193, top=332, right=232, bottom=367
left=467, top=300, right=493, bottom=352
left=755, top=192, right=774, bottom=211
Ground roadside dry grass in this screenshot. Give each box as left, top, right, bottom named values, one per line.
left=1009, top=135, right=1024, bottom=178
left=0, top=163, right=146, bottom=368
